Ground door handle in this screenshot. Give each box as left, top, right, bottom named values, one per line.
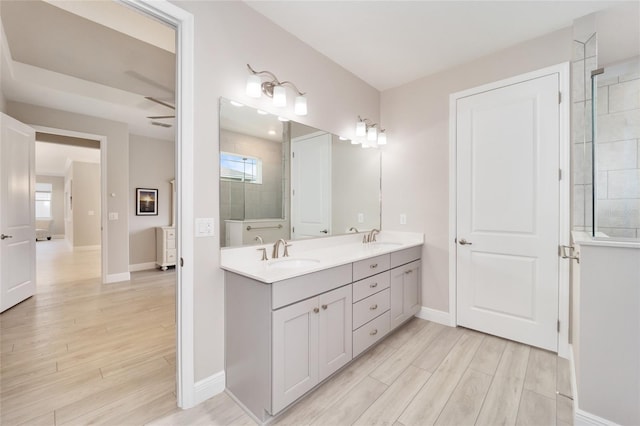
left=458, top=238, right=472, bottom=245
left=320, top=229, right=328, bottom=234
left=0, top=234, right=12, bottom=240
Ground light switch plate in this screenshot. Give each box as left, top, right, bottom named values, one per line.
left=400, top=213, right=407, bottom=225
left=195, top=218, right=215, bottom=237
left=357, top=213, right=364, bottom=223
left=108, top=212, right=118, bottom=221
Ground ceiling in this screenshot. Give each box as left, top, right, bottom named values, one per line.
left=1, top=0, right=636, bottom=144
left=35, top=141, right=100, bottom=177
left=220, top=98, right=285, bottom=143
left=246, top=1, right=634, bottom=90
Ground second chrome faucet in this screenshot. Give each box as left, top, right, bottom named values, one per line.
left=272, top=238, right=292, bottom=259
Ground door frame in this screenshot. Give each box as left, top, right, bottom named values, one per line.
left=30, top=125, right=108, bottom=284
left=448, top=62, right=571, bottom=359
left=118, top=0, right=195, bottom=408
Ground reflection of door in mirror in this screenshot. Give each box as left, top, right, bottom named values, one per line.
left=291, top=132, right=331, bottom=239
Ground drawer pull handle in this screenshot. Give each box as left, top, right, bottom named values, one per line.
left=313, top=307, right=319, bottom=313
left=370, top=304, right=378, bottom=310
left=405, top=269, right=413, bottom=275
left=370, top=329, right=378, bottom=336
left=321, top=304, right=328, bottom=310
left=369, top=282, right=378, bottom=288
left=370, top=263, right=378, bottom=269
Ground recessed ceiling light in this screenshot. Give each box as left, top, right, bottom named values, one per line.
left=268, top=130, right=276, bottom=135
left=229, top=100, right=244, bottom=107
left=257, top=110, right=268, bottom=115
left=277, top=116, right=290, bottom=122
left=339, top=136, right=348, bottom=141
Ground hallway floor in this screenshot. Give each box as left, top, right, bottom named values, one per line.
left=0, top=240, right=176, bottom=425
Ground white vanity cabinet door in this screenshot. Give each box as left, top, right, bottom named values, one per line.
left=390, top=260, right=421, bottom=330
left=272, top=297, right=319, bottom=414
left=318, top=285, right=352, bottom=381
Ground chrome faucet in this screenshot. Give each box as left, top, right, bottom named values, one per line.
left=363, top=228, right=380, bottom=243
left=349, top=227, right=359, bottom=233
left=254, top=235, right=264, bottom=245
left=272, top=238, right=292, bottom=259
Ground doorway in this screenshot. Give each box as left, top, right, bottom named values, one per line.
left=449, top=63, right=571, bottom=356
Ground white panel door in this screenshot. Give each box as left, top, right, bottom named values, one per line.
left=456, top=73, right=559, bottom=351
left=318, top=285, right=352, bottom=381
left=291, top=132, right=331, bottom=239
left=272, top=297, right=319, bottom=413
left=1, top=113, right=36, bottom=313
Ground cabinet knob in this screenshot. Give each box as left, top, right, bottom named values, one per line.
left=370, top=329, right=378, bottom=336
left=369, top=282, right=378, bottom=288
left=370, top=304, right=378, bottom=310
left=370, top=263, right=378, bottom=269
left=321, top=304, right=328, bottom=310
left=313, top=307, right=319, bottom=313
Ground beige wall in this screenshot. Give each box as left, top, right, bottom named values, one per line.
left=129, top=134, right=175, bottom=266
left=380, top=28, right=573, bottom=312
left=172, top=1, right=380, bottom=381
left=7, top=101, right=130, bottom=277
left=70, top=161, right=101, bottom=247
left=36, top=175, right=65, bottom=236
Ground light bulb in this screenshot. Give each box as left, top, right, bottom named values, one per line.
left=367, top=126, right=377, bottom=141
left=294, top=95, right=307, bottom=116
left=356, top=121, right=366, bottom=137
left=246, top=75, right=261, bottom=98
left=377, top=132, right=387, bottom=145
left=273, top=85, right=287, bottom=107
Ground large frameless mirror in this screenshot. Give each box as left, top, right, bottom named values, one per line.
left=219, top=98, right=381, bottom=247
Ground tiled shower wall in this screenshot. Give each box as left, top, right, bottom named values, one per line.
left=572, top=35, right=597, bottom=233
left=595, top=60, right=640, bottom=238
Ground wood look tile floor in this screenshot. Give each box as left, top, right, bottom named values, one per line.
left=2, top=240, right=573, bottom=425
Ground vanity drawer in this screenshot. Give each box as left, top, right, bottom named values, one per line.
left=353, top=311, right=390, bottom=357
left=272, top=264, right=352, bottom=310
left=166, top=229, right=176, bottom=240
left=353, top=254, right=390, bottom=281
left=353, top=288, right=390, bottom=330
left=390, top=246, right=421, bottom=268
left=353, top=271, right=390, bottom=303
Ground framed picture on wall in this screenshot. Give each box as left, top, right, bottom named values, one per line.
left=136, top=188, right=158, bottom=216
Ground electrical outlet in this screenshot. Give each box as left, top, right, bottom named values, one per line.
left=357, top=213, right=364, bottom=223
left=400, top=213, right=407, bottom=225
left=195, top=218, right=215, bottom=237
left=108, top=212, right=118, bottom=221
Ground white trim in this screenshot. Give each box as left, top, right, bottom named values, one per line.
left=73, top=244, right=101, bottom=251
left=105, top=272, right=131, bottom=283
left=448, top=63, right=571, bottom=354
left=194, top=370, right=226, bottom=406
left=129, top=262, right=157, bottom=272
left=117, top=0, right=196, bottom=410
left=576, top=410, right=620, bottom=426
left=52, top=234, right=65, bottom=239
left=415, top=306, right=454, bottom=327
left=30, top=124, right=109, bottom=285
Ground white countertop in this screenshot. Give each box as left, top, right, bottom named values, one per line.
left=220, top=231, right=424, bottom=283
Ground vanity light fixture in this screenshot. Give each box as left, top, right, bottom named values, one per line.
left=246, top=64, right=308, bottom=116
left=356, top=116, right=388, bottom=147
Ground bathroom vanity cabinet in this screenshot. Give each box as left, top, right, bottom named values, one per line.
left=224, top=244, right=422, bottom=423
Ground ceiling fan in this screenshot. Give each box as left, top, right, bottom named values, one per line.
left=145, top=96, right=175, bottom=128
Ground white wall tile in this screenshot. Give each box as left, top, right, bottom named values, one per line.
left=573, top=142, right=592, bottom=184
left=597, top=139, right=638, bottom=170
left=608, top=79, right=640, bottom=113
left=597, top=199, right=640, bottom=228
left=597, top=227, right=637, bottom=238
left=607, top=169, right=640, bottom=199
left=597, top=85, right=608, bottom=116
left=620, top=71, right=640, bottom=83
left=597, top=109, right=640, bottom=142
left=573, top=101, right=585, bottom=143
left=597, top=75, right=619, bottom=87
left=597, top=171, right=608, bottom=199
left=585, top=35, right=597, bottom=58
left=585, top=56, right=598, bottom=101
left=573, top=184, right=585, bottom=227
left=572, top=60, right=585, bottom=103
left=572, top=41, right=585, bottom=61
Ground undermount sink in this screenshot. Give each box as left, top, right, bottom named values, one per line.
left=369, top=242, right=403, bottom=248
left=267, top=258, right=320, bottom=269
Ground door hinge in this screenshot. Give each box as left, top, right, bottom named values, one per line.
left=559, top=169, right=562, bottom=180
left=180, top=257, right=184, bottom=267
left=558, top=91, right=562, bottom=104
left=292, top=189, right=296, bottom=196
left=292, top=152, right=295, bottom=158
left=292, top=226, right=295, bottom=233
left=557, top=320, right=561, bottom=333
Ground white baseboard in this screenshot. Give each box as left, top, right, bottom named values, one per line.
left=416, top=306, right=454, bottom=327
left=74, top=244, right=101, bottom=251
left=129, top=262, right=157, bottom=272
left=194, top=370, right=225, bottom=406
left=105, top=272, right=130, bottom=283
